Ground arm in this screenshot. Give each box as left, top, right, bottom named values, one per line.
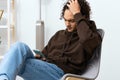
left=67, top=0, right=102, bottom=58
left=76, top=16, right=101, bottom=57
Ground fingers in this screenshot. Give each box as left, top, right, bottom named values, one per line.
left=75, top=0, right=78, bottom=3
left=35, top=54, right=46, bottom=61
left=35, top=54, right=41, bottom=59
left=67, top=0, right=78, bottom=7
left=68, top=0, right=77, bottom=3
left=42, top=57, right=46, bottom=61
left=68, top=0, right=74, bottom=4
left=67, top=0, right=81, bottom=15
left=67, top=0, right=78, bottom=6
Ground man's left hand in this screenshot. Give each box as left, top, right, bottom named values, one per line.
left=67, top=0, right=81, bottom=15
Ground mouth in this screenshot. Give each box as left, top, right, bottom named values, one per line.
left=67, top=26, right=72, bottom=31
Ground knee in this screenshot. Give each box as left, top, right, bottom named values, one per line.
left=11, top=41, right=32, bottom=56
left=14, top=41, right=26, bottom=46
left=13, top=41, right=26, bottom=48
left=12, top=41, right=29, bottom=52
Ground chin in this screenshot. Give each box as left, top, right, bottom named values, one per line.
left=67, top=30, right=73, bottom=32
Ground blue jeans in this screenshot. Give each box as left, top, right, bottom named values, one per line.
left=0, top=42, right=64, bottom=80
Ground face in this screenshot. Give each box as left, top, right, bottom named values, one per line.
left=63, top=9, right=77, bottom=32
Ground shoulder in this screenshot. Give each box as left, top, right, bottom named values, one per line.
left=48, top=30, right=65, bottom=42
left=54, top=30, right=66, bottom=35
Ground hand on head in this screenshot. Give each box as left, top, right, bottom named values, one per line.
left=67, top=0, right=81, bottom=15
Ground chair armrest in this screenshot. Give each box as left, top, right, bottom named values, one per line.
left=61, top=73, right=86, bottom=80
left=65, top=76, right=85, bottom=80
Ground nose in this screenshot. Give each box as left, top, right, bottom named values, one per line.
left=65, top=21, right=71, bottom=26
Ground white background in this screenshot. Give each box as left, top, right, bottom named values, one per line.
left=15, top=0, right=120, bottom=80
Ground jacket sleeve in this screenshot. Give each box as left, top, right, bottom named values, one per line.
left=74, top=13, right=102, bottom=59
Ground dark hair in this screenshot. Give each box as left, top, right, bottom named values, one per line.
left=60, top=0, right=91, bottom=20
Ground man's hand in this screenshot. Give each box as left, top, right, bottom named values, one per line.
left=35, top=54, right=46, bottom=61
left=34, top=49, right=46, bottom=61
left=35, top=54, right=41, bottom=59
left=67, top=0, right=81, bottom=15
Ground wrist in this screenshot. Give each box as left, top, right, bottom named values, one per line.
left=74, top=13, right=84, bottom=22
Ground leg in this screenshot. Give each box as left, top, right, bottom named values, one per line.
left=0, top=42, right=34, bottom=80
left=19, top=59, right=64, bottom=80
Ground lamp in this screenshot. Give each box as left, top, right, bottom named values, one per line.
left=36, top=0, right=44, bottom=51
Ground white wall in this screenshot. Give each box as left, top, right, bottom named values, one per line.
left=16, top=0, right=40, bottom=49
left=43, top=0, right=66, bottom=45
left=16, top=0, right=120, bottom=80
left=89, top=0, right=120, bottom=80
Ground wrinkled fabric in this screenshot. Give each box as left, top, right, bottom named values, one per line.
left=0, top=42, right=64, bottom=80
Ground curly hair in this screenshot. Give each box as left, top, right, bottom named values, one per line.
left=60, top=0, right=91, bottom=20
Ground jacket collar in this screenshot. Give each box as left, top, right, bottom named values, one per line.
left=65, top=29, right=77, bottom=36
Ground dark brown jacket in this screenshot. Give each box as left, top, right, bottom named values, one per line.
left=42, top=13, right=102, bottom=74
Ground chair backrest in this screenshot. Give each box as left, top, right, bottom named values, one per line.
left=60, top=29, right=104, bottom=80
left=79, top=29, right=104, bottom=79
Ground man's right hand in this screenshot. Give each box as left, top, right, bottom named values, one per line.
left=35, top=54, right=46, bottom=61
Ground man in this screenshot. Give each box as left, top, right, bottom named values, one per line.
left=0, top=0, right=101, bottom=80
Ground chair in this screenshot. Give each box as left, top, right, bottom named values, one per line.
left=61, top=29, right=104, bottom=80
